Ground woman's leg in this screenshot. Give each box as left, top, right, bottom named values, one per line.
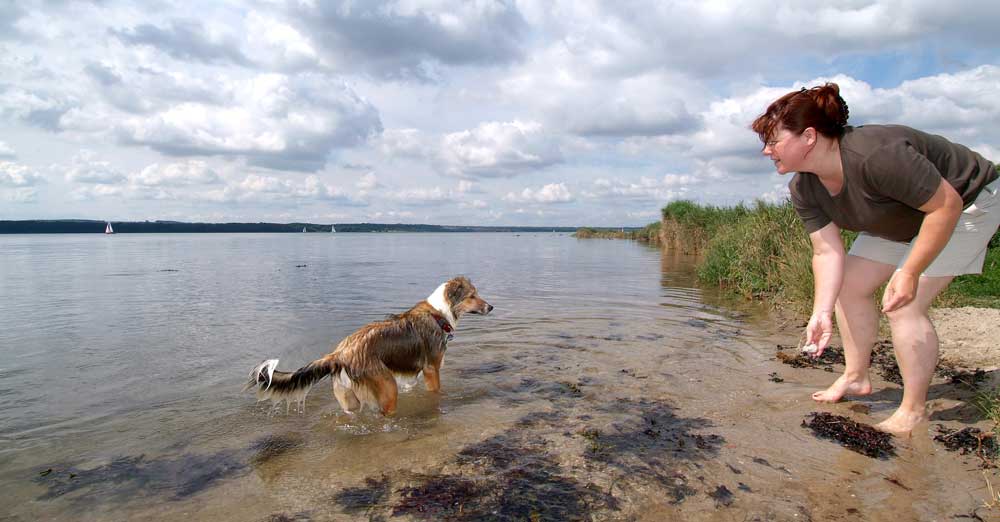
left=875, top=274, right=953, bottom=435
left=812, top=255, right=895, bottom=402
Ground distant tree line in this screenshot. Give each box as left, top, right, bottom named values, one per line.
left=0, top=220, right=581, bottom=234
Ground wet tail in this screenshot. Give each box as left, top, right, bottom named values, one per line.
left=244, top=356, right=338, bottom=406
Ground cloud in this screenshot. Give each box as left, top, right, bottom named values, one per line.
left=582, top=175, right=695, bottom=202
left=290, top=0, right=529, bottom=80
left=355, top=172, right=380, bottom=190
left=439, top=120, right=563, bottom=178
left=504, top=182, right=573, bottom=204
left=379, top=128, right=430, bottom=158
left=243, top=10, right=319, bottom=71
left=195, top=174, right=365, bottom=206
left=119, top=73, right=382, bottom=171
left=64, top=152, right=127, bottom=184
left=388, top=186, right=453, bottom=206
left=0, top=140, right=14, bottom=159
left=460, top=199, right=488, bottom=209
left=110, top=19, right=251, bottom=66
left=131, top=160, right=223, bottom=186
left=0, top=161, right=44, bottom=187
left=70, top=184, right=124, bottom=200
left=0, top=84, right=75, bottom=131
left=1, top=187, right=37, bottom=203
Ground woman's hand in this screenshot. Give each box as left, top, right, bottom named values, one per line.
left=882, top=270, right=919, bottom=313
left=804, top=311, right=834, bottom=358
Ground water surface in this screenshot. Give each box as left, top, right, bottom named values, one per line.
left=0, top=233, right=988, bottom=521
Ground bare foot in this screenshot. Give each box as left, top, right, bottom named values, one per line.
left=811, top=374, right=872, bottom=403
left=874, top=409, right=927, bottom=436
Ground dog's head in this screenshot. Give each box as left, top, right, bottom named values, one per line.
left=432, top=276, right=493, bottom=321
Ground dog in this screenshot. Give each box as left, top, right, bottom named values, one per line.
left=245, top=276, right=492, bottom=416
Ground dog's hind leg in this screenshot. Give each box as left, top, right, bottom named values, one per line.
left=333, top=379, right=361, bottom=414
left=370, top=374, right=399, bottom=416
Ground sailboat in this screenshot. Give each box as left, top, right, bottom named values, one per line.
left=330, top=225, right=336, bottom=233
left=302, top=226, right=307, bottom=233
left=105, top=222, right=115, bottom=234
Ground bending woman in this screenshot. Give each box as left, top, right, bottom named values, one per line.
left=752, top=83, right=999, bottom=435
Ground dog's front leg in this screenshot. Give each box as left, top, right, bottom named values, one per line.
left=423, top=353, right=445, bottom=392
left=423, top=365, right=441, bottom=392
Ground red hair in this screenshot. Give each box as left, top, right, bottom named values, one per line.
left=751, top=83, right=849, bottom=146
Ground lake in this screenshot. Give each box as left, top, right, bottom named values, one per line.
left=0, top=233, right=987, bottom=521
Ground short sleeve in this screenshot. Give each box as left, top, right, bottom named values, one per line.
left=789, top=174, right=831, bottom=234
left=861, top=141, right=941, bottom=209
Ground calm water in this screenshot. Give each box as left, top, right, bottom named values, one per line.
left=0, top=233, right=989, bottom=521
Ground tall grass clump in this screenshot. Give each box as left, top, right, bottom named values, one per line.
left=660, top=200, right=750, bottom=254
left=695, top=201, right=814, bottom=310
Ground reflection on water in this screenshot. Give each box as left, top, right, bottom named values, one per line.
left=0, top=233, right=991, bottom=521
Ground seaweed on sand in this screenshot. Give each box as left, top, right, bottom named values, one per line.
left=802, top=412, right=895, bottom=459
left=934, top=425, right=998, bottom=468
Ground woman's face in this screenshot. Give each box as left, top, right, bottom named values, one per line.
left=762, top=126, right=809, bottom=175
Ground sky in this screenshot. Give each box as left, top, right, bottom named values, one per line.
left=2, top=1, right=1000, bottom=227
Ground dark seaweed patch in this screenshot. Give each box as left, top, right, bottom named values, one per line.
left=391, top=475, right=479, bottom=518
left=33, top=451, right=247, bottom=503
left=803, top=412, right=895, bottom=459
left=457, top=361, right=508, bottom=377
left=709, top=484, right=734, bottom=507
left=332, top=474, right=391, bottom=513
left=934, top=425, right=998, bottom=468
left=250, top=433, right=305, bottom=466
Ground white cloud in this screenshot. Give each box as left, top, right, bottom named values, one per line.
left=759, top=183, right=791, bottom=204
left=119, top=73, right=382, bottom=171
left=70, top=184, right=124, bottom=200
left=504, top=182, right=573, bottom=204
left=439, top=120, right=563, bottom=178
left=379, top=128, right=429, bottom=158
left=0, top=141, right=15, bottom=158
left=64, top=152, right=127, bottom=184
left=355, top=172, right=380, bottom=191
left=460, top=199, right=488, bottom=209
left=0, top=161, right=44, bottom=187
left=1, top=187, right=38, bottom=203
left=243, top=10, right=319, bottom=70
left=132, top=160, right=222, bottom=186
left=583, top=175, right=696, bottom=202
left=388, top=186, right=452, bottom=206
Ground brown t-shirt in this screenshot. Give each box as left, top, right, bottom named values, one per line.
left=789, top=124, right=998, bottom=242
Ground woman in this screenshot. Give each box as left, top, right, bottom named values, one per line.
left=751, top=83, right=1000, bottom=435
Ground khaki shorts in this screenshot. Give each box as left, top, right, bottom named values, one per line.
left=849, top=178, right=1000, bottom=277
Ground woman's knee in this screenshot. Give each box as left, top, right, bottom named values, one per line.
left=883, top=302, right=929, bottom=326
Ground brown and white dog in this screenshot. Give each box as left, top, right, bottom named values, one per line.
left=245, top=276, right=492, bottom=416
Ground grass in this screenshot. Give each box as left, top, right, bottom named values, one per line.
left=574, top=222, right=662, bottom=243
left=658, top=198, right=999, bottom=313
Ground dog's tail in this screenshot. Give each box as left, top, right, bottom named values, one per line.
left=244, top=356, right=339, bottom=408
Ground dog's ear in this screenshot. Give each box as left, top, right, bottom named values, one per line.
left=445, top=276, right=474, bottom=307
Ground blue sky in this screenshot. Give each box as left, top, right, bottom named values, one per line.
left=1, top=1, right=999, bottom=226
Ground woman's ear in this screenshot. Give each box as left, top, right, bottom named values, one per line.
left=803, top=127, right=817, bottom=146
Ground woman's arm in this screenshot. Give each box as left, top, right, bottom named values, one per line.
left=806, top=221, right=845, bottom=355
left=881, top=178, right=963, bottom=312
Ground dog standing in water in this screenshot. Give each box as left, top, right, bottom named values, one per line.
left=245, top=276, right=492, bottom=416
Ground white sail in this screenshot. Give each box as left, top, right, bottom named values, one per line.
left=331, top=225, right=336, bottom=233
left=105, top=222, right=114, bottom=234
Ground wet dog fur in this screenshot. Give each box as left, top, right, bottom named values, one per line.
left=245, top=276, right=492, bottom=416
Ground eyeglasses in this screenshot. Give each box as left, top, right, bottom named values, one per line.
left=765, top=133, right=792, bottom=149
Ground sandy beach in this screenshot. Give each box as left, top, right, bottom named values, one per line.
left=933, top=307, right=1000, bottom=370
